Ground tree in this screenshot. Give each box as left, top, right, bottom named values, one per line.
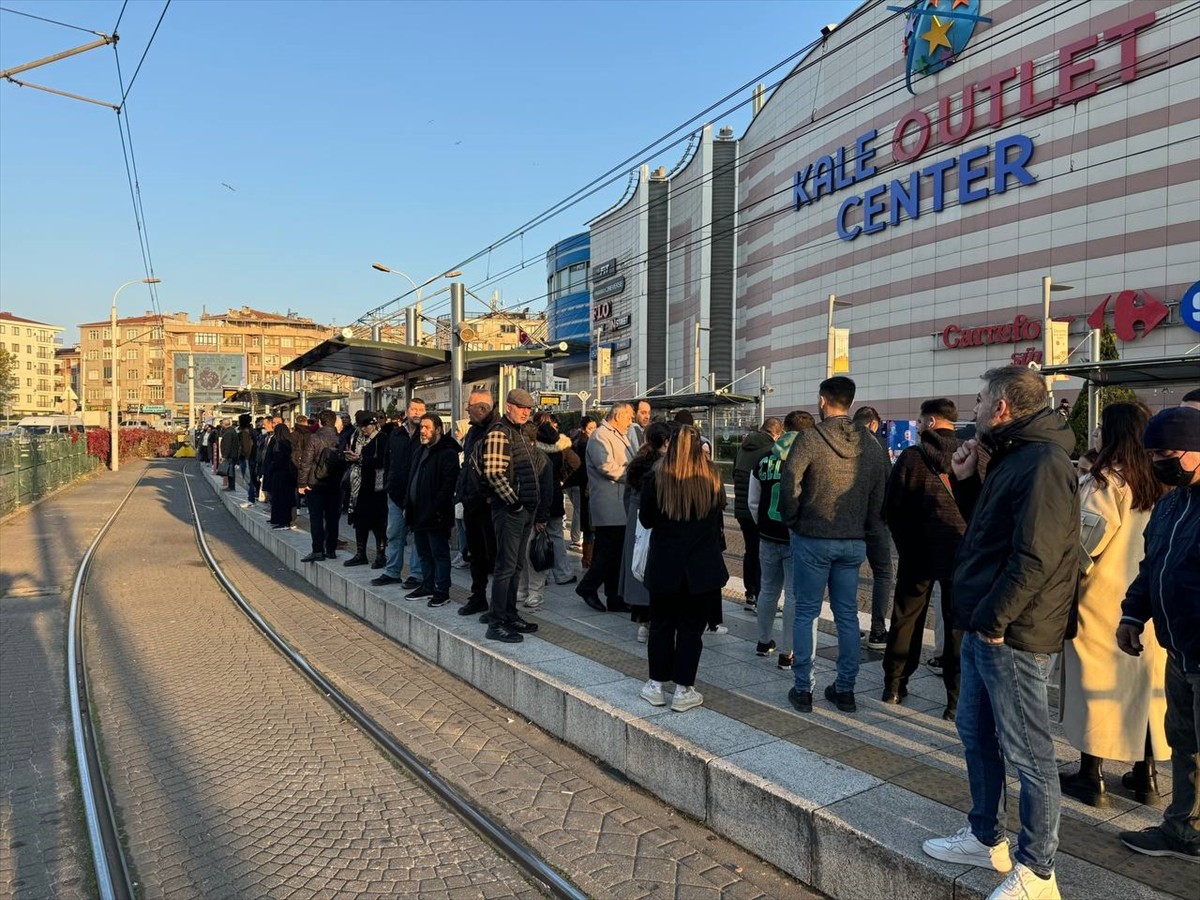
left=1066, top=324, right=1136, bottom=456
left=0, top=347, right=16, bottom=419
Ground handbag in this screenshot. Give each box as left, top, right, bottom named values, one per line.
left=631, top=521, right=652, bottom=582
left=529, top=528, right=555, bottom=572
left=217, top=458, right=232, bottom=476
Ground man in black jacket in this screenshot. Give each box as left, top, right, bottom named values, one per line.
left=456, top=390, right=500, bottom=615
left=404, top=413, right=461, bottom=608
left=1118, top=406, right=1200, bottom=864
left=733, top=419, right=783, bottom=613
left=297, top=409, right=342, bottom=562
left=881, top=398, right=965, bottom=719
left=372, top=398, right=426, bottom=588
left=923, top=367, right=1078, bottom=900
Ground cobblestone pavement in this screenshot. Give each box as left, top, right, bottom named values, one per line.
left=194, top=466, right=819, bottom=899
left=0, top=462, right=146, bottom=900
left=83, top=464, right=540, bottom=899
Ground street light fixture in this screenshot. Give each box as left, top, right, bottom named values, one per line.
left=110, top=276, right=161, bottom=472
left=371, top=264, right=462, bottom=346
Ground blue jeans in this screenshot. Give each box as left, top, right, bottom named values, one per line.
left=383, top=497, right=423, bottom=580
left=414, top=529, right=451, bottom=598
left=957, top=632, right=1060, bottom=878
left=756, top=539, right=797, bottom=654
left=791, top=535, right=866, bottom=693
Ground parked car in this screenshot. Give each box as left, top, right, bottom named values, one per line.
left=119, top=419, right=151, bottom=428
left=15, top=415, right=87, bottom=436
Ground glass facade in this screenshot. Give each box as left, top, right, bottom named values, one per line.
left=545, top=232, right=590, bottom=344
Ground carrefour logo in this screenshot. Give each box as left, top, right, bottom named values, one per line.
left=892, top=0, right=992, bottom=95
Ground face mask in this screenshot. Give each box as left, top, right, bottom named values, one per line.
left=1151, top=456, right=1197, bottom=487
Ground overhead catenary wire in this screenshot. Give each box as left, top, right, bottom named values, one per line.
left=113, top=0, right=129, bottom=34
left=410, top=0, right=1193, bottom=323
left=119, top=0, right=170, bottom=108
left=0, top=4, right=106, bottom=36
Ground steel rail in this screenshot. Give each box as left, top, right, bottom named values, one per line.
left=181, top=473, right=587, bottom=900
left=68, top=474, right=142, bottom=900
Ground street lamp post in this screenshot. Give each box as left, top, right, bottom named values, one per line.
left=110, top=277, right=161, bottom=472
left=371, top=264, right=462, bottom=346
left=1041, top=275, right=1074, bottom=404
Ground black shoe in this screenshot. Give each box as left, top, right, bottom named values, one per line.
left=371, top=573, right=403, bottom=586
left=509, top=618, right=539, bottom=634
left=300, top=551, right=326, bottom=562
left=577, top=589, right=605, bottom=612
left=400, top=577, right=422, bottom=590
left=325, top=550, right=337, bottom=560
left=405, top=586, right=434, bottom=601
left=479, top=612, right=494, bottom=624
left=824, top=683, right=857, bottom=713
left=485, top=624, right=523, bottom=643
left=777, top=652, right=793, bottom=670
left=427, top=594, right=451, bottom=608
left=1121, top=767, right=1161, bottom=805
left=881, top=689, right=903, bottom=705
left=942, top=707, right=957, bottom=722
left=756, top=640, right=777, bottom=656
left=343, top=553, right=369, bottom=567
left=459, top=598, right=488, bottom=616
left=1059, top=770, right=1110, bottom=808
left=371, top=555, right=385, bottom=570
left=865, top=629, right=887, bottom=651
left=555, top=576, right=578, bottom=585
left=607, top=599, right=631, bottom=613
left=788, top=687, right=813, bottom=713
left=1120, top=826, right=1200, bottom=862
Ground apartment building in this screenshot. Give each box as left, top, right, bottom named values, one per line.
left=0, top=312, right=65, bottom=416
left=55, top=344, right=82, bottom=414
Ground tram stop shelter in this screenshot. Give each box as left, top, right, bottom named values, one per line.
left=218, top=387, right=347, bottom=420
left=1042, top=352, right=1200, bottom=435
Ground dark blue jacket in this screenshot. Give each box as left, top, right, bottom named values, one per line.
left=1120, top=483, right=1200, bottom=675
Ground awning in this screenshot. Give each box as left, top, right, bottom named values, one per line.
left=640, top=391, right=759, bottom=410
left=282, top=337, right=572, bottom=386
left=221, top=388, right=346, bottom=407
left=1041, top=355, right=1200, bottom=387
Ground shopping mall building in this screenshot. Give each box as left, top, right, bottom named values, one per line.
left=578, top=0, right=1198, bottom=419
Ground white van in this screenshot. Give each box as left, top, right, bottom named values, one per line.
left=15, top=415, right=87, bottom=436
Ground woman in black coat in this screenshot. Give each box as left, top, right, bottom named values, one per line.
left=265, top=424, right=297, bottom=528
left=638, top=425, right=728, bottom=713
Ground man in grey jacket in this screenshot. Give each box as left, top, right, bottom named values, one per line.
left=779, top=377, right=889, bottom=715
left=576, top=402, right=634, bottom=612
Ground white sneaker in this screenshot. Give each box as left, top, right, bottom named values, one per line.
left=640, top=680, right=666, bottom=706
left=706, top=624, right=729, bottom=635
left=671, top=686, right=704, bottom=712
left=522, top=597, right=543, bottom=610
left=450, top=553, right=468, bottom=569
left=922, top=827, right=1013, bottom=873
left=637, top=624, right=649, bottom=643
left=988, top=864, right=1059, bottom=900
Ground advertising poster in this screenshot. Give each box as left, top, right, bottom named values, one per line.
left=885, top=420, right=919, bottom=463
left=173, top=353, right=246, bottom=404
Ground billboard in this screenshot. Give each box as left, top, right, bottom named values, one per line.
left=173, top=353, right=246, bottom=404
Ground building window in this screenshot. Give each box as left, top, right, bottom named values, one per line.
left=148, top=385, right=164, bottom=400
left=102, top=329, right=110, bottom=341
left=149, top=326, right=164, bottom=340
left=26, top=361, right=33, bottom=370
left=26, top=394, right=32, bottom=404
left=249, top=336, right=260, bottom=347
left=126, top=389, right=139, bottom=401
left=89, top=329, right=100, bottom=341
left=86, top=349, right=99, bottom=361
left=127, top=369, right=140, bottom=380
left=221, top=334, right=242, bottom=347
left=280, top=336, right=293, bottom=348
left=88, top=370, right=98, bottom=381
left=125, top=328, right=139, bottom=340
left=102, top=348, right=112, bottom=360
left=149, top=347, right=163, bottom=358
left=38, top=379, right=50, bottom=392
left=194, top=333, right=218, bottom=346
left=103, top=366, right=112, bottom=380
left=10, top=343, right=17, bottom=352
left=26, top=345, right=32, bottom=354
left=0, top=325, right=4, bottom=334
left=125, top=348, right=138, bottom=360
left=25, top=378, right=32, bottom=386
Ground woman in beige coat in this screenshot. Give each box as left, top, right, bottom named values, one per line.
left=1060, top=402, right=1168, bottom=808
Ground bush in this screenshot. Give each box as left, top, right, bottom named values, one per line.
left=86, top=428, right=174, bottom=465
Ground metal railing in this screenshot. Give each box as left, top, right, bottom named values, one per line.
left=0, top=434, right=100, bottom=516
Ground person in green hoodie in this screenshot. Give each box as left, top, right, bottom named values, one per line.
left=748, top=410, right=814, bottom=670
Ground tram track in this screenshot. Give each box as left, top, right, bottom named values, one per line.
left=68, top=464, right=584, bottom=900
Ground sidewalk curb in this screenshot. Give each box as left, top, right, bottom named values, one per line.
left=202, top=466, right=1162, bottom=900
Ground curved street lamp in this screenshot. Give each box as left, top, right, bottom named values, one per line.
left=371, top=264, right=462, bottom=345
left=110, top=277, right=161, bottom=472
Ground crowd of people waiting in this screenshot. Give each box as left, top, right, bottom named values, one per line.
left=197, top=373, right=1200, bottom=899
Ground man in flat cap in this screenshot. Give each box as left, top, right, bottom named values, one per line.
left=480, top=389, right=544, bottom=643
left=1118, top=406, right=1200, bottom=864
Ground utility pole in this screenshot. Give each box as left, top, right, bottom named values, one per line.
left=450, top=282, right=466, bottom=424
left=110, top=301, right=119, bottom=471
left=188, top=352, right=196, bottom=436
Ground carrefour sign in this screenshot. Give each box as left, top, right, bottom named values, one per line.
left=794, top=9, right=1155, bottom=241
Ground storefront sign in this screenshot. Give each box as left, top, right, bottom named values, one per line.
left=615, top=353, right=630, bottom=369
left=1183, top=282, right=1200, bottom=334
left=592, top=300, right=611, bottom=322
left=614, top=338, right=632, bottom=352
left=593, top=277, right=626, bottom=302
left=611, top=315, right=631, bottom=330
left=1085, top=289, right=1169, bottom=341
left=793, top=11, right=1156, bottom=241
left=942, top=314, right=1041, bottom=349
left=592, top=258, right=618, bottom=281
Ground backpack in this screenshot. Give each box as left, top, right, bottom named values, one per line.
left=459, top=424, right=498, bottom=506
left=757, top=453, right=786, bottom=523
left=314, top=444, right=346, bottom=484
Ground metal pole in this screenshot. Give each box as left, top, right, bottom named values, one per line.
left=595, top=327, right=603, bottom=408
left=826, top=293, right=836, bottom=380
left=405, top=308, right=418, bottom=346
left=694, top=322, right=701, bottom=392
left=110, top=296, right=119, bottom=472
left=758, top=366, right=766, bottom=425
left=188, top=352, right=195, bottom=436
left=1087, top=327, right=1101, bottom=447
left=450, top=282, right=466, bottom=425
left=299, top=370, right=307, bottom=422
left=1042, top=275, right=1054, bottom=404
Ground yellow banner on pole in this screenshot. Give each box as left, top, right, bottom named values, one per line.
left=832, top=328, right=851, bottom=374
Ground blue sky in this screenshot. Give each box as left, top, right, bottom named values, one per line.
left=0, top=0, right=857, bottom=341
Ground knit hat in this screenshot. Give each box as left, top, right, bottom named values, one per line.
left=1144, top=406, right=1200, bottom=451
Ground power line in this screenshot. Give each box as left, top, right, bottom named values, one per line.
left=119, top=0, right=170, bottom=108
left=113, top=0, right=129, bottom=34
left=0, top=4, right=105, bottom=35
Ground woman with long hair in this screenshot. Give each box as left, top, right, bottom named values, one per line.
left=344, top=410, right=388, bottom=568
left=1060, top=401, right=1168, bottom=807
left=637, top=426, right=728, bottom=712
left=620, top=421, right=672, bottom=641
left=265, top=423, right=297, bottom=528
